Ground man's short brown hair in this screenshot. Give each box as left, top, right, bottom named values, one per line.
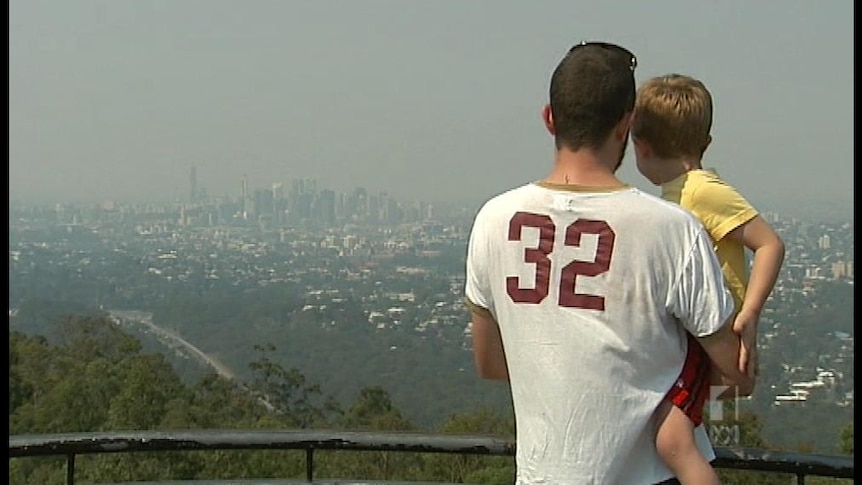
left=549, top=43, right=636, bottom=152
left=631, top=74, right=713, bottom=159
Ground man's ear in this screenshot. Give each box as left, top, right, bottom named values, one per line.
left=615, top=113, right=634, bottom=142
left=541, top=104, right=555, bottom=136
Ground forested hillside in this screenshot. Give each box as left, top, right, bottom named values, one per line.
left=9, top=315, right=515, bottom=484
left=9, top=315, right=852, bottom=484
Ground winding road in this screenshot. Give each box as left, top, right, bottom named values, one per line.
left=107, top=309, right=236, bottom=380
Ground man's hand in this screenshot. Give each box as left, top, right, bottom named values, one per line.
left=732, top=308, right=759, bottom=377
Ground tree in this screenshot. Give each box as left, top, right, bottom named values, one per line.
left=317, top=386, right=419, bottom=481
left=106, top=354, right=188, bottom=430
left=838, top=422, right=853, bottom=455
left=423, top=408, right=515, bottom=485
left=247, top=344, right=342, bottom=428
left=341, top=386, right=412, bottom=430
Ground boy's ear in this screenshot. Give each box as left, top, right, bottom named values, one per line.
left=632, top=135, right=652, bottom=158
left=697, top=134, right=712, bottom=158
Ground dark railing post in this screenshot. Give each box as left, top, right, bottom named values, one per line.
left=306, top=448, right=314, bottom=482
left=66, top=453, right=75, bottom=485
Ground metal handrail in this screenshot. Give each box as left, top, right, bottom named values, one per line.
left=8, top=429, right=855, bottom=484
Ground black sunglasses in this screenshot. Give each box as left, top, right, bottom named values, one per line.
left=569, top=41, right=637, bottom=72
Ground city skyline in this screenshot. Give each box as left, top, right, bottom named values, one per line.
left=10, top=0, right=854, bottom=221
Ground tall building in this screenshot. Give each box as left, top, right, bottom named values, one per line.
left=189, top=165, right=197, bottom=203
left=241, top=174, right=250, bottom=219
left=335, top=192, right=346, bottom=221
left=272, top=182, right=284, bottom=201
left=318, top=189, right=336, bottom=225
left=272, top=183, right=285, bottom=226
left=254, top=189, right=273, bottom=217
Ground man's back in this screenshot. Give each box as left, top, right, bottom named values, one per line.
left=465, top=182, right=732, bottom=484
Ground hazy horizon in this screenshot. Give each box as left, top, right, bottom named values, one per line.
left=10, top=1, right=854, bottom=220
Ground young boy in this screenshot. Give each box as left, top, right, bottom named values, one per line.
left=631, top=73, right=786, bottom=485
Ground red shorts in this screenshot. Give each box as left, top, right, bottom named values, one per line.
left=664, top=332, right=711, bottom=426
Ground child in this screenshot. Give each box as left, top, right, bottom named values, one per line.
left=631, top=73, right=786, bottom=484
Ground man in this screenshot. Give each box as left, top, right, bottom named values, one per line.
left=464, top=42, right=755, bottom=484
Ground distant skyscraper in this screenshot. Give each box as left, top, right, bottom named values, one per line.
left=318, top=189, right=336, bottom=225
left=241, top=174, right=249, bottom=219
left=189, top=165, right=197, bottom=203
left=335, top=192, right=346, bottom=219
left=254, top=188, right=273, bottom=219
left=272, top=182, right=285, bottom=225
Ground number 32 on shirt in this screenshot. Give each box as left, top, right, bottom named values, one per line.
left=506, top=211, right=615, bottom=311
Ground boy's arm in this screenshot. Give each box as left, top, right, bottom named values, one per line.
left=727, top=215, right=786, bottom=376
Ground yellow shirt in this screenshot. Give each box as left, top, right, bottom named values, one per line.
left=662, top=169, right=758, bottom=311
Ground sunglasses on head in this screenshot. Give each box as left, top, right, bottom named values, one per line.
left=569, top=41, right=637, bottom=72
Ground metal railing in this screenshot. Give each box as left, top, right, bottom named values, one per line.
left=8, top=429, right=855, bottom=485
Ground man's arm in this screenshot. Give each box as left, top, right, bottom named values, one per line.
left=697, top=321, right=756, bottom=398
left=469, top=306, right=509, bottom=381
left=673, top=224, right=756, bottom=398
left=727, top=215, right=786, bottom=376
left=463, top=205, right=507, bottom=380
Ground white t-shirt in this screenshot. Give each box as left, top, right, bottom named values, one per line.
left=465, top=182, right=735, bottom=485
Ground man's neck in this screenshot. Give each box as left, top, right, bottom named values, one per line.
left=543, top=147, right=625, bottom=187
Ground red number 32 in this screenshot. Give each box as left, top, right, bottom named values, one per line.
left=506, top=211, right=615, bottom=310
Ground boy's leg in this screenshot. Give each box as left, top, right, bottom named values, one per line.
left=656, top=400, right=720, bottom=485
left=656, top=333, right=720, bottom=485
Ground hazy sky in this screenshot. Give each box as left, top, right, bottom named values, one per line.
left=10, top=0, right=854, bottom=219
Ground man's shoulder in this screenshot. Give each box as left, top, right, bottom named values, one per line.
left=475, top=183, right=537, bottom=214
left=630, top=190, right=711, bottom=246
left=630, top=188, right=703, bottom=224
